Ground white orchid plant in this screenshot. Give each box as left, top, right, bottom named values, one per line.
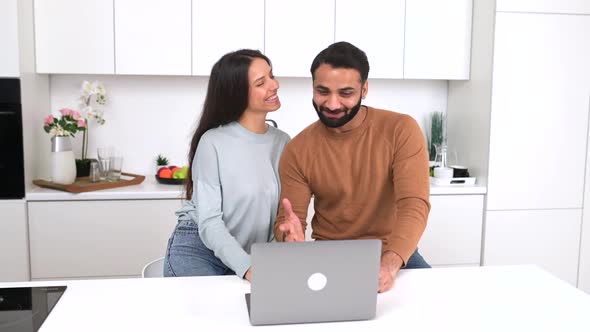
left=78, top=80, right=107, bottom=160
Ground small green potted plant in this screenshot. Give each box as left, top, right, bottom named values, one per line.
left=426, top=111, right=446, bottom=176
left=156, top=154, right=169, bottom=172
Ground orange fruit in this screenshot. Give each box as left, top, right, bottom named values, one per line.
left=158, top=168, right=173, bottom=178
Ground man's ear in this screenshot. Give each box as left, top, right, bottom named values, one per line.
left=361, top=81, right=369, bottom=99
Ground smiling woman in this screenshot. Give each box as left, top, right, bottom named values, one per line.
left=162, top=49, right=290, bottom=282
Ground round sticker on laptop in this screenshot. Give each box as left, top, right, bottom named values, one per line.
left=307, top=273, right=327, bottom=291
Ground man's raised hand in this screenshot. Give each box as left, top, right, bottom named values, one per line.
left=278, top=198, right=304, bottom=242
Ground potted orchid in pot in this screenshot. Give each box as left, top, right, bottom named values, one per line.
left=43, top=109, right=87, bottom=184
left=75, top=81, right=107, bottom=177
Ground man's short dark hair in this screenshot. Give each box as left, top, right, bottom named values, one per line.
left=310, top=41, right=370, bottom=82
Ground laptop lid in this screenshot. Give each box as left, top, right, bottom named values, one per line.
left=248, top=239, right=381, bottom=325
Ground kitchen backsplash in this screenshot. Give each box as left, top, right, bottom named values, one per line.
left=42, top=75, right=447, bottom=177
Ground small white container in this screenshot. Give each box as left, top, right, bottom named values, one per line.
left=433, top=167, right=453, bottom=179
left=50, top=136, right=76, bottom=185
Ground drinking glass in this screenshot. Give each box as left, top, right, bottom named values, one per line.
left=89, top=160, right=100, bottom=183
left=108, top=156, right=123, bottom=182
left=97, top=147, right=113, bottom=181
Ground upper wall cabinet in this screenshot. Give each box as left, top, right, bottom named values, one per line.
left=33, top=0, right=472, bottom=79
left=496, top=0, right=590, bottom=15
left=115, top=0, right=191, bottom=75
left=404, top=0, right=473, bottom=79
left=34, top=0, right=115, bottom=74
left=335, top=0, right=405, bottom=79
left=0, top=0, right=20, bottom=77
left=265, top=0, right=335, bottom=77
left=192, top=0, right=264, bottom=76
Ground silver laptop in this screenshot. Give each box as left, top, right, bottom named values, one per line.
left=245, top=239, right=381, bottom=325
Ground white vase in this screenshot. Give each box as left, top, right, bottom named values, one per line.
left=51, top=136, right=76, bottom=184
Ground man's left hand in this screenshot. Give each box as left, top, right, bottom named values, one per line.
left=378, top=251, right=404, bottom=293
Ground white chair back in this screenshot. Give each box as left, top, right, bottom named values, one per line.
left=142, top=257, right=165, bottom=278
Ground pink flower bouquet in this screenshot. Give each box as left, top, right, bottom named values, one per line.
left=43, top=108, right=87, bottom=138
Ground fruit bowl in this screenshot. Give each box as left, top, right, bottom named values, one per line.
left=155, top=175, right=184, bottom=185
left=155, top=165, right=188, bottom=185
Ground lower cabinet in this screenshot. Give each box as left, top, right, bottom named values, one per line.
left=306, top=194, right=484, bottom=267
left=483, top=209, right=582, bottom=286
left=28, top=199, right=181, bottom=279
left=26, top=194, right=486, bottom=279
left=419, top=195, right=484, bottom=267
left=0, top=200, right=30, bottom=281
left=580, top=216, right=590, bottom=293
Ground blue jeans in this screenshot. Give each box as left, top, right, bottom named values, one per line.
left=403, top=249, right=431, bottom=269
left=163, top=220, right=235, bottom=277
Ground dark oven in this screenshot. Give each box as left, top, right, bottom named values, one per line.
left=0, top=78, right=25, bottom=199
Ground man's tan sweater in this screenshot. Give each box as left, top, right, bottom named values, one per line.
left=274, top=107, right=430, bottom=263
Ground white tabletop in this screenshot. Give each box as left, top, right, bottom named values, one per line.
left=2, top=265, right=589, bottom=332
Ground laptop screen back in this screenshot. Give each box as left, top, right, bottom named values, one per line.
left=249, top=239, right=381, bottom=325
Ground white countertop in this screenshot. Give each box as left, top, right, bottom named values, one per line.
left=430, top=184, right=486, bottom=195
left=2, top=265, right=588, bottom=332
left=26, top=177, right=186, bottom=201
left=26, top=177, right=486, bottom=201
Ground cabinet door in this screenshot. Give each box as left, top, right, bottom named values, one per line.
left=34, top=0, right=114, bottom=74
left=192, top=0, right=264, bottom=76
left=580, top=216, right=590, bottom=293
left=484, top=209, right=582, bottom=286
left=265, top=0, right=334, bottom=77
left=28, top=200, right=181, bottom=279
left=115, top=0, right=191, bottom=75
left=487, top=13, right=590, bottom=210
left=0, top=0, right=19, bottom=77
left=419, top=195, right=483, bottom=266
left=335, top=0, right=404, bottom=79
left=0, top=200, right=29, bottom=281
left=580, top=123, right=590, bottom=293
left=404, top=0, right=472, bottom=79
left=496, top=0, right=590, bottom=15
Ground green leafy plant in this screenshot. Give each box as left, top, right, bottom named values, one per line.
left=427, top=111, right=445, bottom=161
left=156, top=154, right=169, bottom=166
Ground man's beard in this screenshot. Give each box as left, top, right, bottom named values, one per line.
left=313, top=96, right=363, bottom=128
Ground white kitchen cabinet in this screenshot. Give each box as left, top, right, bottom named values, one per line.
left=580, top=216, right=590, bottom=293
left=192, top=0, right=264, bottom=76
left=486, top=13, right=590, bottom=210
left=483, top=209, right=582, bottom=286
left=419, top=195, right=483, bottom=266
left=265, top=0, right=334, bottom=77
left=0, top=0, right=20, bottom=77
left=304, top=194, right=484, bottom=266
left=404, top=0, right=473, bottom=79
left=0, top=200, right=29, bottom=281
left=496, top=0, right=590, bottom=15
left=28, top=199, right=181, bottom=279
left=115, top=0, right=191, bottom=75
left=579, top=119, right=590, bottom=294
left=34, top=0, right=114, bottom=74
left=335, top=0, right=405, bottom=79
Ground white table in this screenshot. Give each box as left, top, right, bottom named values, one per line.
left=3, top=265, right=590, bottom=331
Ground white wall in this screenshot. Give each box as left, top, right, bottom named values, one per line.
left=17, top=0, right=51, bottom=191
left=40, top=75, right=447, bottom=177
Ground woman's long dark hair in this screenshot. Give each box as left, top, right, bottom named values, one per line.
left=185, top=49, right=271, bottom=200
